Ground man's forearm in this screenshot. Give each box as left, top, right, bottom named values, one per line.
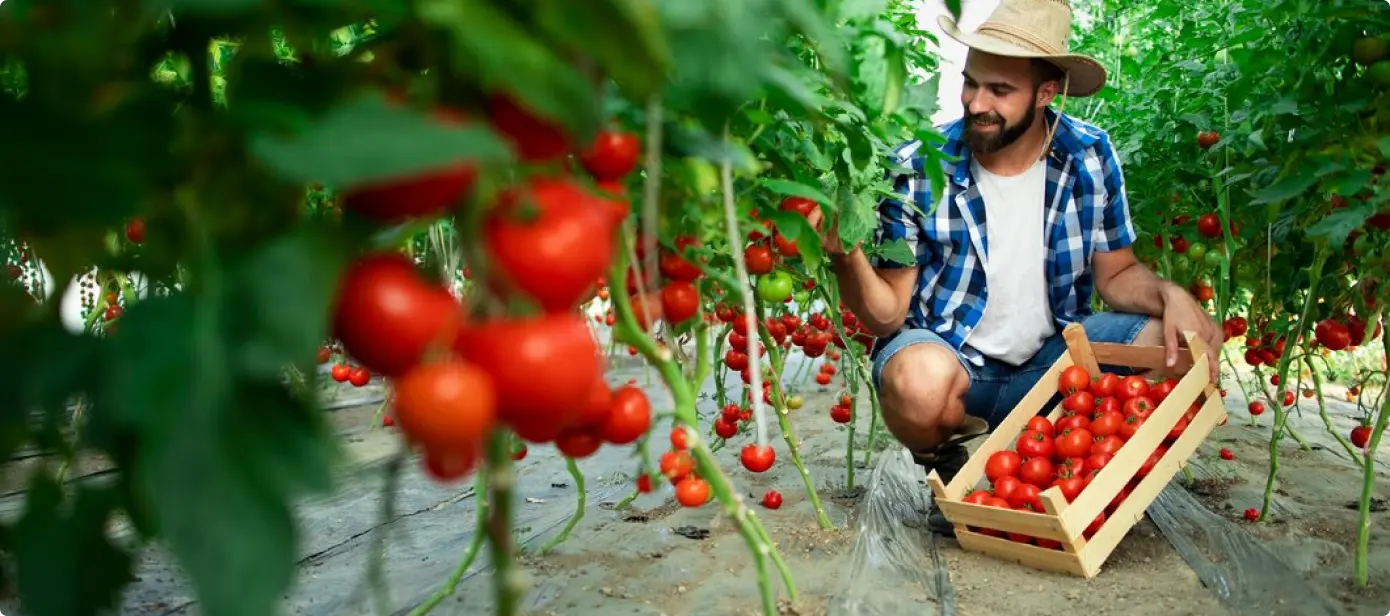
left=1097, top=262, right=1182, bottom=317
left=829, top=248, right=907, bottom=337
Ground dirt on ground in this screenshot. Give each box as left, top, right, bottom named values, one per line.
left=0, top=357, right=1387, bottom=616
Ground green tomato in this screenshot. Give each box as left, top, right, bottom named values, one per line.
left=1204, top=250, right=1225, bottom=269
left=793, top=289, right=811, bottom=306
left=756, top=270, right=794, bottom=303
left=1187, top=242, right=1208, bottom=263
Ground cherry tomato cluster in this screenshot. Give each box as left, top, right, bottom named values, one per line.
left=324, top=96, right=657, bottom=481
left=963, top=366, right=1210, bottom=547
left=828, top=393, right=853, bottom=424
left=657, top=427, right=712, bottom=507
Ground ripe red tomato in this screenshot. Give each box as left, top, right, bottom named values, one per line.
left=1219, top=447, right=1234, bottom=461
left=1026, top=416, right=1054, bottom=437
left=1057, top=365, right=1091, bottom=395
left=334, top=253, right=461, bottom=378
left=1118, top=375, right=1150, bottom=400
left=422, top=446, right=478, bottom=483
left=660, top=281, right=700, bottom=325
left=348, top=367, right=371, bottom=387
left=1092, top=373, right=1121, bottom=397
left=1052, top=476, right=1085, bottom=502
left=1056, top=413, right=1091, bottom=434
left=1196, top=213, right=1223, bottom=238
left=1281, top=391, right=1295, bottom=406
left=963, top=489, right=992, bottom=505
left=1197, top=131, right=1220, bottom=149
left=636, top=474, right=653, bottom=493
left=598, top=386, right=652, bottom=445
left=1149, top=378, right=1177, bottom=404
left=1248, top=401, right=1265, bottom=416
left=745, top=244, right=775, bottom=275
left=675, top=477, right=710, bottom=507
left=455, top=314, right=601, bottom=441
left=1118, top=415, right=1145, bottom=440
left=1095, top=395, right=1122, bottom=416
left=570, top=377, right=614, bottom=428
left=317, top=346, right=332, bottom=364
left=486, top=92, right=569, bottom=162
left=741, top=444, right=776, bottom=472
left=816, top=372, right=833, bottom=386
left=991, top=475, right=1022, bottom=503
left=762, top=490, right=783, bottom=509
left=1055, top=429, right=1093, bottom=458
left=1062, top=391, right=1095, bottom=414
left=1088, top=411, right=1125, bottom=438
left=342, top=107, right=478, bottom=223
left=578, top=130, right=640, bottom=181
left=1314, top=319, right=1351, bottom=350
left=660, top=450, right=695, bottom=482
left=1085, top=452, right=1112, bottom=473
left=985, top=450, right=1022, bottom=482
left=670, top=426, right=691, bottom=450
left=1123, top=395, right=1155, bottom=419
left=330, top=363, right=351, bottom=382
left=713, top=416, right=738, bottom=439
left=1019, top=457, right=1055, bottom=487
left=1016, top=429, right=1054, bottom=459
left=393, top=360, right=497, bottom=454
left=1092, top=435, right=1124, bottom=456
left=1006, top=482, right=1044, bottom=511
left=659, top=236, right=703, bottom=282
left=485, top=178, right=616, bottom=313
left=125, top=218, right=146, bottom=244
left=1351, top=425, right=1371, bottom=448
left=780, top=196, right=817, bottom=219
left=555, top=427, right=603, bottom=458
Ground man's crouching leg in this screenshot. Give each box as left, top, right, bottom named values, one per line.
left=877, top=343, right=988, bottom=536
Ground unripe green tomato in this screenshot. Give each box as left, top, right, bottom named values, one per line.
left=756, top=270, right=794, bottom=303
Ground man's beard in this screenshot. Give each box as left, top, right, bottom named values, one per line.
left=963, top=103, right=1036, bottom=155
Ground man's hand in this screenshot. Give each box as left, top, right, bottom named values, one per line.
left=805, top=206, right=858, bottom=257
left=1160, top=285, right=1225, bottom=383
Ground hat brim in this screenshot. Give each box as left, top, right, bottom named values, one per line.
left=937, top=15, right=1107, bottom=97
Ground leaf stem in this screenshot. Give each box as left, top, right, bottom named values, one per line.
left=484, top=430, right=523, bottom=616
left=539, top=457, right=586, bottom=554
left=408, top=474, right=487, bottom=616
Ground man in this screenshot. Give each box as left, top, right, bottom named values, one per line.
left=814, top=0, right=1223, bottom=536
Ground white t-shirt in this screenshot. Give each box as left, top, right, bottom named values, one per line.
left=963, top=157, right=1056, bottom=365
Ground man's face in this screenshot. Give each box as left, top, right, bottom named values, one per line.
left=960, top=51, right=1046, bottom=155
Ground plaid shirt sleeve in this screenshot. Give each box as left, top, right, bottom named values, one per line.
left=868, top=143, right=927, bottom=269
left=1093, top=132, right=1137, bottom=252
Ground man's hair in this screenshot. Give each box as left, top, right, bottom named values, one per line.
left=1030, top=59, right=1066, bottom=88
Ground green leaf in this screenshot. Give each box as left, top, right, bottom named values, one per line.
left=103, top=294, right=338, bottom=616
left=14, top=477, right=133, bottom=616
left=249, top=91, right=513, bottom=188
left=837, top=183, right=876, bottom=249
left=417, top=0, right=600, bottom=137
left=760, top=178, right=833, bottom=207
left=1378, top=136, right=1390, bottom=161
left=1330, top=170, right=1373, bottom=199
left=230, top=225, right=354, bottom=379
left=869, top=238, right=916, bottom=265
left=882, top=44, right=907, bottom=119
left=839, top=0, right=889, bottom=21
left=1306, top=201, right=1374, bottom=247
left=533, top=0, right=669, bottom=101
left=765, top=211, right=825, bottom=272
left=1251, top=170, right=1320, bottom=204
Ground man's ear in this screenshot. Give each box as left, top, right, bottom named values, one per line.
left=1036, top=80, right=1059, bottom=107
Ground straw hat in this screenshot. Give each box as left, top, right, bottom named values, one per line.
left=938, top=0, right=1107, bottom=97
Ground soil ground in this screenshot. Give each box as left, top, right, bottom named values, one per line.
left=0, top=353, right=1387, bottom=616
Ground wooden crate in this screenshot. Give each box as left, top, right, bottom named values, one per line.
left=926, top=323, right=1228, bottom=578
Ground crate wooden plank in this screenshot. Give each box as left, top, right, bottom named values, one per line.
left=1090, top=343, right=1195, bottom=373
left=956, top=530, right=1090, bottom=577
left=934, top=500, right=1070, bottom=541
left=1063, top=324, right=1102, bottom=376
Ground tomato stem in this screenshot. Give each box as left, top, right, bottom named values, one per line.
left=755, top=316, right=834, bottom=530
left=539, top=457, right=586, bottom=554
left=484, top=430, right=523, bottom=616
left=1260, top=251, right=1325, bottom=522
left=1302, top=355, right=1365, bottom=468
left=859, top=362, right=883, bottom=470
left=1354, top=329, right=1390, bottom=587
left=369, top=449, right=404, bottom=616
left=718, top=147, right=770, bottom=448
left=408, top=472, right=488, bottom=616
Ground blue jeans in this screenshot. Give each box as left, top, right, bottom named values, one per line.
left=869, top=313, right=1151, bottom=431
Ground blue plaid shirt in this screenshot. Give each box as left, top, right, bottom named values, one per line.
left=869, top=108, right=1137, bottom=367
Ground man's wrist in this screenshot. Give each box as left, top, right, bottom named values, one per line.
left=1157, top=281, right=1185, bottom=307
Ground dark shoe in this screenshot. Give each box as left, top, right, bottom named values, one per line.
left=915, top=443, right=971, bottom=537
left=913, top=416, right=990, bottom=538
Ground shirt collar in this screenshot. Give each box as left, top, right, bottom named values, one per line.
left=942, top=108, right=1097, bottom=187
